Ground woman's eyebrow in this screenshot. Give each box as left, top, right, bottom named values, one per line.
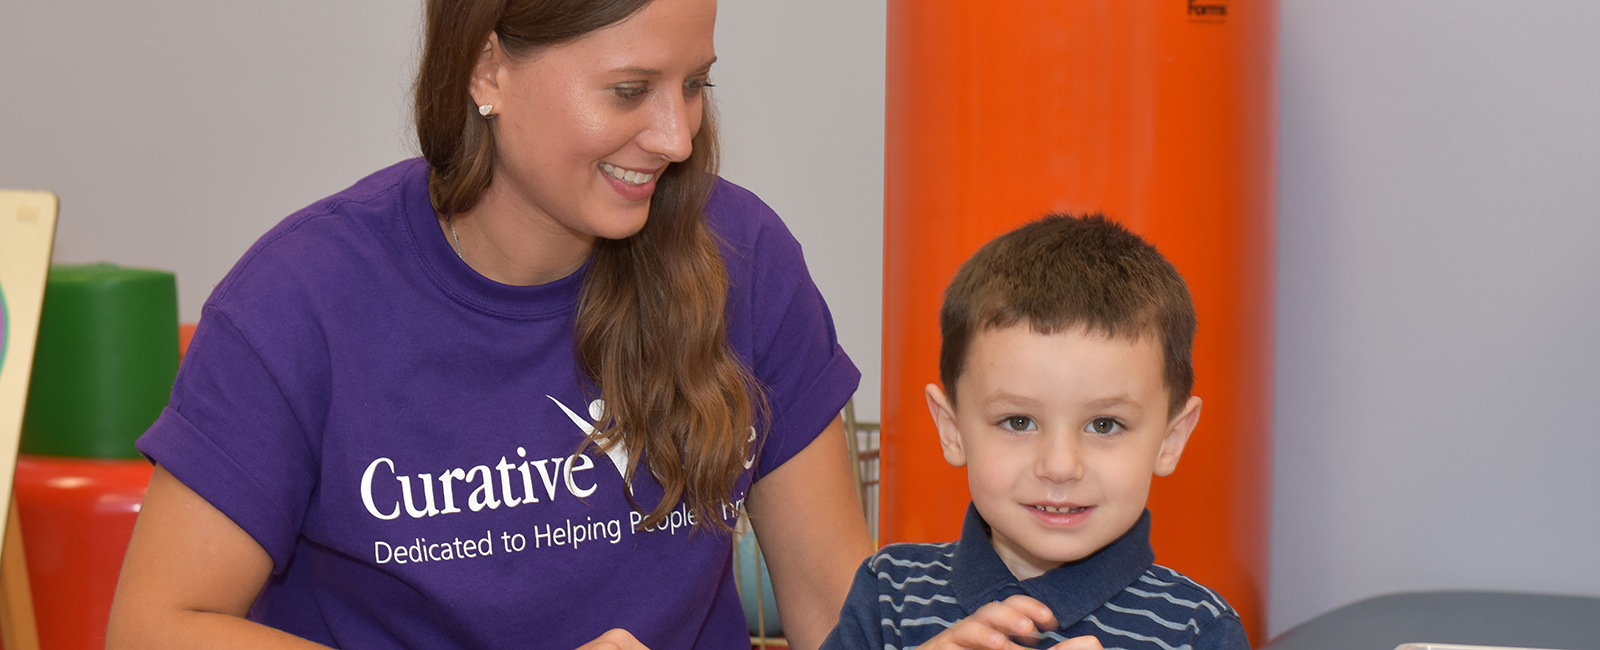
left=609, top=57, right=717, bottom=77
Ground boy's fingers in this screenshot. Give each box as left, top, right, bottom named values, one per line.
left=997, top=594, right=1059, bottom=631
left=928, top=595, right=1064, bottom=649
left=960, top=596, right=1058, bottom=646
left=944, top=620, right=1013, bottom=649
left=965, top=602, right=1038, bottom=640
left=1050, top=634, right=1105, bottom=650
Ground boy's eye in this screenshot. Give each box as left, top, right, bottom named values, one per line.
left=999, top=416, right=1036, bottom=432
left=1085, top=417, right=1123, bottom=436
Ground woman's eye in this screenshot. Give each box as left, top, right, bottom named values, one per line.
left=612, top=84, right=648, bottom=100
left=685, top=78, right=714, bottom=95
left=1085, top=417, right=1123, bottom=436
left=999, top=416, right=1036, bottom=432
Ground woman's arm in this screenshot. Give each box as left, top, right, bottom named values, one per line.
left=110, top=467, right=656, bottom=650
left=746, top=415, right=876, bottom=650
left=105, top=465, right=333, bottom=650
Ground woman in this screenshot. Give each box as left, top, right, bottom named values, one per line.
left=104, top=0, right=872, bottom=648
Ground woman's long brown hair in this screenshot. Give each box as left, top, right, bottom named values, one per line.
left=414, top=0, right=758, bottom=532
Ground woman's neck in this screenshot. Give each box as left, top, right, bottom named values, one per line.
left=441, top=182, right=596, bottom=286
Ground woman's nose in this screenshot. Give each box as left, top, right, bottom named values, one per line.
left=640, top=91, right=695, bottom=163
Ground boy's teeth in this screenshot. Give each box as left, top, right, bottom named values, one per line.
left=1035, top=505, right=1085, bottom=514
left=600, top=162, right=653, bottom=185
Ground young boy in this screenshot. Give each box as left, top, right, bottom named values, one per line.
left=823, top=214, right=1249, bottom=650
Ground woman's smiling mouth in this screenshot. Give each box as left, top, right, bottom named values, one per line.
left=599, top=162, right=656, bottom=185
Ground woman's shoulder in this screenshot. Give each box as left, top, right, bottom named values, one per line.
left=209, top=159, right=430, bottom=308
left=706, top=176, right=775, bottom=219
left=704, top=176, right=815, bottom=281
left=247, top=158, right=426, bottom=258
left=705, top=177, right=798, bottom=250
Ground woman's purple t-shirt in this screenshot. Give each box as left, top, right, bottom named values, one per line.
left=136, top=159, right=860, bottom=649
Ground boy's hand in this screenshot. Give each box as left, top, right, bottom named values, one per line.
left=1048, top=635, right=1105, bottom=650
left=921, top=594, right=1103, bottom=649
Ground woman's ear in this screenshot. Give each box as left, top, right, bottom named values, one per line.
left=925, top=383, right=967, bottom=468
left=1154, top=395, right=1202, bottom=477
left=469, top=33, right=505, bottom=113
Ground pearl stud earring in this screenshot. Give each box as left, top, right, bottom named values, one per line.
left=478, top=104, right=494, bottom=117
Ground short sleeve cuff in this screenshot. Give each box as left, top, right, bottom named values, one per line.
left=138, top=406, right=303, bottom=572
left=754, top=346, right=861, bottom=480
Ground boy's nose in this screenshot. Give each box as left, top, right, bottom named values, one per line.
left=1035, top=433, right=1084, bottom=483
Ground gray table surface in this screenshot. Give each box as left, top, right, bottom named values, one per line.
left=1262, top=591, right=1600, bottom=650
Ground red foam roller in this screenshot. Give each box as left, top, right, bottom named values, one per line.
left=13, top=455, right=152, bottom=650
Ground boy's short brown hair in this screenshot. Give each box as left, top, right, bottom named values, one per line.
left=939, top=213, right=1197, bottom=416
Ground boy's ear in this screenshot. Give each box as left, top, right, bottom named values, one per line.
left=924, top=383, right=967, bottom=467
left=469, top=33, right=506, bottom=113
left=1154, top=396, right=1202, bottom=477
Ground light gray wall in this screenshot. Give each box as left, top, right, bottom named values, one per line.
left=0, top=0, right=886, bottom=420
left=0, top=0, right=423, bottom=327
left=1272, top=0, right=1600, bottom=637
left=714, top=2, right=885, bottom=423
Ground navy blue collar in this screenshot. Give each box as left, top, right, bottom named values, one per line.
left=948, top=503, right=1155, bottom=628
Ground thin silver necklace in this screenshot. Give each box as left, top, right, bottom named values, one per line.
left=446, top=215, right=463, bottom=259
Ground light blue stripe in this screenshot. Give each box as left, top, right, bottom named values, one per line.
left=879, top=573, right=949, bottom=590
left=879, top=592, right=960, bottom=613
left=1139, top=574, right=1181, bottom=588
left=1102, top=602, right=1202, bottom=633
left=1125, top=587, right=1222, bottom=617
left=874, top=555, right=955, bottom=572
left=1085, top=614, right=1193, bottom=650
left=895, top=615, right=959, bottom=628
left=1152, top=565, right=1227, bottom=609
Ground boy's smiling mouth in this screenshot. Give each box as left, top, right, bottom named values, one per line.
left=1032, top=504, right=1092, bottom=514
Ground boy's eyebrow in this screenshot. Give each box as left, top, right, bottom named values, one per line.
left=978, top=393, right=1147, bottom=414
left=1084, top=395, right=1143, bottom=412
left=983, top=392, right=1043, bottom=408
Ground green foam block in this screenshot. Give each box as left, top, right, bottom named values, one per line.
left=22, top=263, right=179, bottom=459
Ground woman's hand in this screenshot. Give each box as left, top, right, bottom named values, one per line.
left=746, top=416, right=876, bottom=650
left=575, top=628, right=650, bottom=649
left=922, top=595, right=1103, bottom=650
